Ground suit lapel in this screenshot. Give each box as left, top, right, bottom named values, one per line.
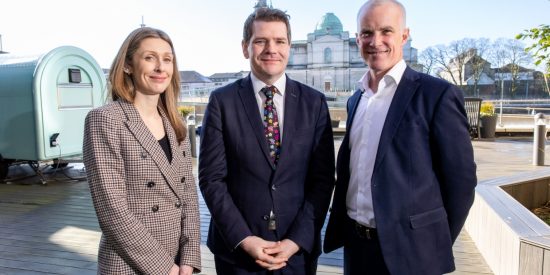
left=118, top=101, right=182, bottom=200
left=340, top=89, right=363, bottom=160
left=237, top=76, right=274, bottom=168
left=276, top=76, right=299, bottom=168
left=374, top=67, right=420, bottom=170
left=346, top=89, right=364, bottom=135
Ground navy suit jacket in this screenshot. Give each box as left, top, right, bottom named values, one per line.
left=199, top=75, right=335, bottom=271
left=324, top=67, right=477, bottom=275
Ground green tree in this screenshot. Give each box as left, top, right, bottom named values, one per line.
left=517, top=24, right=550, bottom=94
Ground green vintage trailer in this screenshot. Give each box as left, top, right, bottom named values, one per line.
left=0, top=46, right=107, bottom=181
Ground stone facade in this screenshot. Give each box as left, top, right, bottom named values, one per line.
left=286, top=12, right=419, bottom=92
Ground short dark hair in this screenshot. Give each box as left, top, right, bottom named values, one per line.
left=242, top=8, right=291, bottom=44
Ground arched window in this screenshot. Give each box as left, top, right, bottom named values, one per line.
left=324, top=47, right=332, bottom=64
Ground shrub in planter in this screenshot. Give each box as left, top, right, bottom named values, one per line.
left=178, top=105, right=195, bottom=121
left=479, top=101, right=497, bottom=139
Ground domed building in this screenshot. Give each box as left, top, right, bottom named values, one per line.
left=314, top=13, right=344, bottom=36
left=254, top=0, right=272, bottom=9
left=286, top=12, right=419, bottom=92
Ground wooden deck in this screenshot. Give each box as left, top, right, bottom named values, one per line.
left=0, top=162, right=493, bottom=275
left=4, top=135, right=535, bottom=274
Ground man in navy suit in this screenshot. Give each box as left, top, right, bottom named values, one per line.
left=323, top=1, right=477, bottom=274
left=199, top=7, right=335, bottom=275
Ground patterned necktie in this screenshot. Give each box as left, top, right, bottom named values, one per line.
left=262, top=86, right=281, bottom=164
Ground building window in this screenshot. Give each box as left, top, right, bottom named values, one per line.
left=324, top=48, right=332, bottom=64
left=325, top=81, right=331, bottom=92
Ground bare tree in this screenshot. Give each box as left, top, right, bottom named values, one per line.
left=490, top=39, right=509, bottom=80
left=506, top=39, right=532, bottom=96
left=489, top=38, right=532, bottom=97
left=432, top=38, right=476, bottom=87
left=431, top=44, right=460, bottom=85
left=468, top=38, right=491, bottom=97
left=490, top=38, right=509, bottom=99
left=418, top=47, right=437, bottom=76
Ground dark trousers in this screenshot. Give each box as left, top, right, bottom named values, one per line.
left=343, top=220, right=391, bottom=275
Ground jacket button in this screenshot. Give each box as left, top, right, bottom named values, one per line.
left=181, top=177, right=186, bottom=183
left=151, top=205, right=159, bottom=212
left=141, top=151, right=147, bottom=159
left=271, top=185, right=277, bottom=191
left=175, top=201, right=182, bottom=208
left=262, top=215, right=269, bottom=221
left=147, top=181, right=155, bottom=188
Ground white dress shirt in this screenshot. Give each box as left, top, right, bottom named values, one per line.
left=346, top=60, right=407, bottom=228
left=250, top=73, right=286, bottom=141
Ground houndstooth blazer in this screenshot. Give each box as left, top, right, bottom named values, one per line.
left=83, top=100, right=201, bottom=274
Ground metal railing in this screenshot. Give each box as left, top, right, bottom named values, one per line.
left=179, top=95, right=550, bottom=128
left=483, top=99, right=550, bottom=126
left=485, top=99, right=550, bottom=114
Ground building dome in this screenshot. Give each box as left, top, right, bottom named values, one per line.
left=314, top=13, right=343, bottom=35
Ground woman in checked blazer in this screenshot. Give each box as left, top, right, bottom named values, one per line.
left=83, top=27, right=201, bottom=275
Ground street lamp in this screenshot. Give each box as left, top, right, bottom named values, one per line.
left=499, top=79, right=504, bottom=127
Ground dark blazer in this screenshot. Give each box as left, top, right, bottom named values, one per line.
left=83, top=100, right=201, bottom=274
left=199, top=75, right=335, bottom=273
left=324, top=67, right=477, bottom=275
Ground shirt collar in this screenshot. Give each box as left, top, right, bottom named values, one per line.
left=250, top=72, right=286, bottom=97
left=358, top=59, right=407, bottom=93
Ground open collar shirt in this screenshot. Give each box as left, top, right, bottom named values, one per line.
left=346, top=59, right=407, bottom=228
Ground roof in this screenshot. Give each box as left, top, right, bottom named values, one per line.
left=0, top=53, right=40, bottom=65
left=314, top=13, right=343, bottom=36
left=292, top=40, right=307, bottom=45
left=180, top=70, right=212, bottom=83
left=209, top=71, right=249, bottom=79
left=494, top=64, right=535, bottom=73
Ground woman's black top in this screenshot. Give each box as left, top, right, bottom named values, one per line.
left=158, top=135, right=172, bottom=163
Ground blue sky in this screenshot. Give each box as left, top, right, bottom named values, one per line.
left=1, top=0, right=548, bottom=76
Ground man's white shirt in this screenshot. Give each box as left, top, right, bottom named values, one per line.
left=346, top=60, right=407, bottom=228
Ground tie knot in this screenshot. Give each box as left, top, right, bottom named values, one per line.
left=262, top=86, right=277, bottom=99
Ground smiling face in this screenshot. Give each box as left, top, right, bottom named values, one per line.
left=356, top=2, right=409, bottom=78
left=127, top=37, right=174, bottom=96
left=242, top=20, right=290, bottom=85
